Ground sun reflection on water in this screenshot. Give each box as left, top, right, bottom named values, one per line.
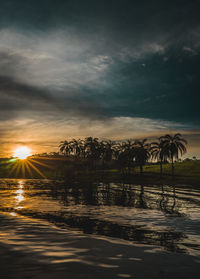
left=15, top=180, right=24, bottom=206
left=10, top=212, right=17, bottom=217
left=18, top=180, right=23, bottom=189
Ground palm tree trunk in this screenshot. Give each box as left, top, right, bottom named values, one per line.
left=160, top=160, right=163, bottom=177
left=128, top=159, right=131, bottom=175
left=171, top=157, right=174, bottom=177
left=140, top=165, right=143, bottom=176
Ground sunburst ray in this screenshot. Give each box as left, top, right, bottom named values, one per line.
left=29, top=158, right=55, bottom=169
left=26, top=160, right=46, bottom=178
left=24, top=161, right=33, bottom=178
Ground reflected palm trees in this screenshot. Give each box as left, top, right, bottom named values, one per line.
left=13, top=181, right=187, bottom=253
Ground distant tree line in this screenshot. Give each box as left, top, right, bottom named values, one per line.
left=59, top=134, right=187, bottom=176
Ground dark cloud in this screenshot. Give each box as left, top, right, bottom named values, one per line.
left=0, top=1, right=199, bottom=29
left=0, top=74, right=56, bottom=119
left=0, top=41, right=199, bottom=126
left=0, top=76, right=53, bottom=102
left=0, top=0, right=199, bottom=56
left=0, top=75, right=105, bottom=120
left=95, top=50, right=200, bottom=126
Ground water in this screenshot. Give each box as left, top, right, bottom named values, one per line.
left=0, top=179, right=200, bottom=256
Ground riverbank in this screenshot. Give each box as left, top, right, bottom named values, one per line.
left=0, top=212, right=199, bottom=279
left=0, top=158, right=200, bottom=185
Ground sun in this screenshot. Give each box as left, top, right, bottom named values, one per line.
left=13, top=146, right=32, bottom=160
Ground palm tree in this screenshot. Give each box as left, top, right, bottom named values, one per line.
left=79, top=139, right=86, bottom=158
left=112, top=142, right=123, bottom=161
left=160, top=134, right=187, bottom=176
left=84, top=137, right=102, bottom=168
left=59, top=140, right=72, bottom=156
left=70, top=139, right=82, bottom=158
left=102, top=140, right=114, bottom=163
left=150, top=138, right=167, bottom=176
left=133, top=139, right=150, bottom=175
left=122, top=140, right=135, bottom=174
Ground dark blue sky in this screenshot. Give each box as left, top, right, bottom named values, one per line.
left=0, top=0, right=199, bottom=155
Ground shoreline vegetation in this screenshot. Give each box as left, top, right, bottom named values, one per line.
left=0, top=158, right=199, bottom=185
left=0, top=133, right=199, bottom=184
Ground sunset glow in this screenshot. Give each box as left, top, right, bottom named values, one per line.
left=13, top=146, right=32, bottom=160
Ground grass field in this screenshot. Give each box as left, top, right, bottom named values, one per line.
left=142, top=160, right=200, bottom=178
left=105, top=160, right=200, bottom=185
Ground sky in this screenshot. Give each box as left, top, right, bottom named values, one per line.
left=0, top=0, right=200, bottom=157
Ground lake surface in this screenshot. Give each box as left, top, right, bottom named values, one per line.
left=0, top=179, right=200, bottom=256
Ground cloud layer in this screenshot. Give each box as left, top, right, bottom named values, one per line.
left=0, top=0, right=199, bottom=155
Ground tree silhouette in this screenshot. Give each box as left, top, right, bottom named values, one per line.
left=150, top=137, right=167, bottom=176
left=58, top=134, right=188, bottom=177
left=160, top=134, right=187, bottom=176
left=59, top=140, right=72, bottom=156
left=133, top=139, right=150, bottom=175
left=84, top=137, right=102, bottom=168
left=70, top=139, right=82, bottom=158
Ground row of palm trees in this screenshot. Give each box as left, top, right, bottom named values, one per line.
left=59, top=134, right=187, bottom=176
